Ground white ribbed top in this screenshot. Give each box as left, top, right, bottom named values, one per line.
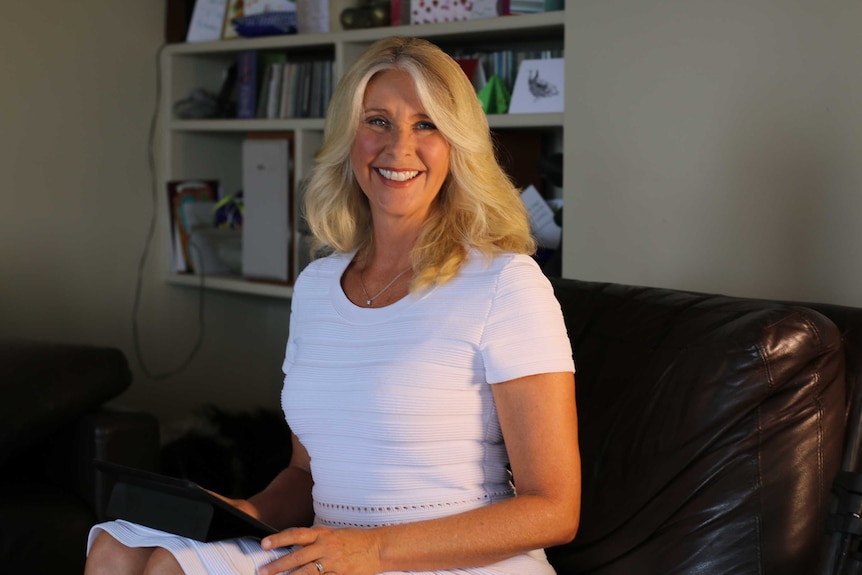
left=86, top=251, right=574, bottom=575
left=282, top=251, right=574, bottom=537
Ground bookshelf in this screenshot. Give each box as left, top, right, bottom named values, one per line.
left=160, top=10, right=565, bottom=299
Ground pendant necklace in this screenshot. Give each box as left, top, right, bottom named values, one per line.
left=360, top=266, right=411, bottom=307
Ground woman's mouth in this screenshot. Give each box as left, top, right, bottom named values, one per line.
left=376, top=168, right=420, bottom=182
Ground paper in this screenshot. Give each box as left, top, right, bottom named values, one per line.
left=186, top=0, right=228, bottom=42
left=183, top=202, right=235, bottom=276
left=508, top=58, right=565, bottom=114
left=521, top=185, right=561, bottom=249
left=476, top=75, right=510, bottom=114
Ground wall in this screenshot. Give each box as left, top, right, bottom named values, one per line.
left=564, top=0, right=862, bottom=307
left=0, top=1, right=291, bottom=430
left=3, top=1, right=860, bottom=431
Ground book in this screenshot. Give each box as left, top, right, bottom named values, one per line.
left=236, top=51, right=258, bottom=119
left=266, top=61, right=284, bottom=119
left=390, top=0, right=410, bottom=25
left=455, top=58, right=487, bottom=93
left=256, top=64, right=272, bottom=118
left=167, top=180, right=219, bottom=273
left=279, top=62, right=295, bottom=118
left=256, top=52, right=287, bottom=118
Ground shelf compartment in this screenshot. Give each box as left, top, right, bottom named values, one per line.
left=166, top=273, right=294, bottom=299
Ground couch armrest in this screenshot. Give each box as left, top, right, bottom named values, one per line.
left=0, top=341, right=133, bottom=467
left=46, top=406, right=160, bottom=521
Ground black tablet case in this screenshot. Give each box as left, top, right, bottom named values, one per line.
left=95, top=460, right=278, bottom=542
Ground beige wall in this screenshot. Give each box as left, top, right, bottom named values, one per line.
left=2, top=1, right=860, bottom=430
left=0, top=1, right=291, bottom=428
left=564, top=0, right=862, bottom=307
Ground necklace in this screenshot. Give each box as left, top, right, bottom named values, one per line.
left=359, top=266, right=411, bottom=307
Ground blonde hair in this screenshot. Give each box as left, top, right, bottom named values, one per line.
left=303, top=36, right=536, bottom=291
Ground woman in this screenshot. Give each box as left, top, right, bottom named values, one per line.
left=86, top=36, right=579, bottom=575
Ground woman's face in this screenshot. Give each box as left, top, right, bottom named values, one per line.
left=350, top=69, right=451, bottom=227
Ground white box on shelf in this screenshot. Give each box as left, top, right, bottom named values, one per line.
left=241, top=138, right=292, bottom=282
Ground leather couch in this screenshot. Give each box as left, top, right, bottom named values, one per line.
left=545, top=277, right=862, bottom=575
left=22, top=277, right=859, bottom=574
left=0, top=341, right=160, bottom=574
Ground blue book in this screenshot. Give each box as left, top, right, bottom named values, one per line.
left=236, top=50, right=258, bottom=119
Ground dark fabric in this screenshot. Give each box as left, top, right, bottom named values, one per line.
left=0, top=483, right=94, bottom=575
left=545, top=278, right=851, bottom=575
left=0, top=341, right=159, bottom=574
left=0, top=340, right=132, bottom=466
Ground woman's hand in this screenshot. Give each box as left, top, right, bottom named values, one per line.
left=205, top=490, right=262, bottom=520
left=259, top=526, right=382, bottom=575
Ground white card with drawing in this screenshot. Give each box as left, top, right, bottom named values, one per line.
left=508, top=58, right=565, bottom=114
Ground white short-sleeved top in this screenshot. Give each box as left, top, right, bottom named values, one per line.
left=87, top=251, right=575, bottom=575
left=282, top=250, right=574, bottom=531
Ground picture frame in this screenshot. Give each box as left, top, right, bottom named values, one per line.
left=507, top=58, right=565, bottom=114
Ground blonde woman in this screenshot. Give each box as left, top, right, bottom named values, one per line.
left=85, top=36, right=579, bottom=575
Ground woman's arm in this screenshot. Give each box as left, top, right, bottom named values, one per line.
left=259, top=370, right=580, bottom=575
left=232, top=432, right=316, bottom=530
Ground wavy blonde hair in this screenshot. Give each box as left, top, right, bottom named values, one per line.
left=303, top=36, right=535, bottom=291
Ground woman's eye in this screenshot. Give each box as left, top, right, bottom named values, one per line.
left=416, top=121, right=437, bottom=131
left=367, top=117, right=388, bottom=128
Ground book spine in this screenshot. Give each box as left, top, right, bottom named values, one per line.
left=390, top=0, right=401, bottom=26
left=267, top=62, right=284, bottom=119
left=256, top=63, right=273, bottom=118
left=236, top=51, right=258, bottom=119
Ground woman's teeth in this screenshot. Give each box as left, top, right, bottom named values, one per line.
left=377, top=168, right=419, bottom=182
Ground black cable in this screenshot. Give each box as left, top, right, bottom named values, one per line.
left=131, top=42, right=206, bottom=380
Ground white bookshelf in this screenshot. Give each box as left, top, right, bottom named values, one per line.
left=160, top=11, right=565, bottom=300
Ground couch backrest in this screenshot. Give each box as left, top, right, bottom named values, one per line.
left=546, top=278, right=849, bottom=575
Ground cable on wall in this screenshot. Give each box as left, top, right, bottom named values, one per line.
left=131, top=42, right=207, bottom=380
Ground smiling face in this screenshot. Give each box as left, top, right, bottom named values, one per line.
left=350, top=69, right=451, bottom=228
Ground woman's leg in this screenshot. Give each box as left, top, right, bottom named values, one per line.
left=142, top=547, right=185, bottom=575
left=85, top=532, right=154, bottom=575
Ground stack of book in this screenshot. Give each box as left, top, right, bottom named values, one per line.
left=236, top=50, right=334, bottom=120
left=450, top=48, right=563, bottom=95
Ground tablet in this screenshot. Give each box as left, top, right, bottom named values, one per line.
left=94, top=459, right=279, bottom=542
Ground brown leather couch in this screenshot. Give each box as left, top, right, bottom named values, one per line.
left=0, top=341, right=160, bottom=574
left=17, top=277, right=859, bottom=574
left=545, top=277, right=862, bottom=575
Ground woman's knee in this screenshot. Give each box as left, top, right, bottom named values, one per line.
left=85, top=532, right=153, bottom=575
left=143, top=547, right=184, bottom=575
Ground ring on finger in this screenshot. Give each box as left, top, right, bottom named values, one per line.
left=314, top=560, right=324, bottom=574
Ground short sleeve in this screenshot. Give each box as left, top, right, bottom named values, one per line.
left=480, top=256, right=575, bottom=384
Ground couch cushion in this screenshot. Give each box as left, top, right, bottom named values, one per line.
left=546, top=279, right=845, bottom=575
left=0, top=341, right=132, bottom=466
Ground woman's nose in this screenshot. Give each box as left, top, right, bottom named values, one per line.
left=387, top=126, right=415, bottom=155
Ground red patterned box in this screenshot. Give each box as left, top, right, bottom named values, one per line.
left=410, top=0, right=503, bottom=24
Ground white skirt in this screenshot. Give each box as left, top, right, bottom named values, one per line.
left=87, top=520, right=297, bottom=575
left=87, top=520, right=556, bottom=575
